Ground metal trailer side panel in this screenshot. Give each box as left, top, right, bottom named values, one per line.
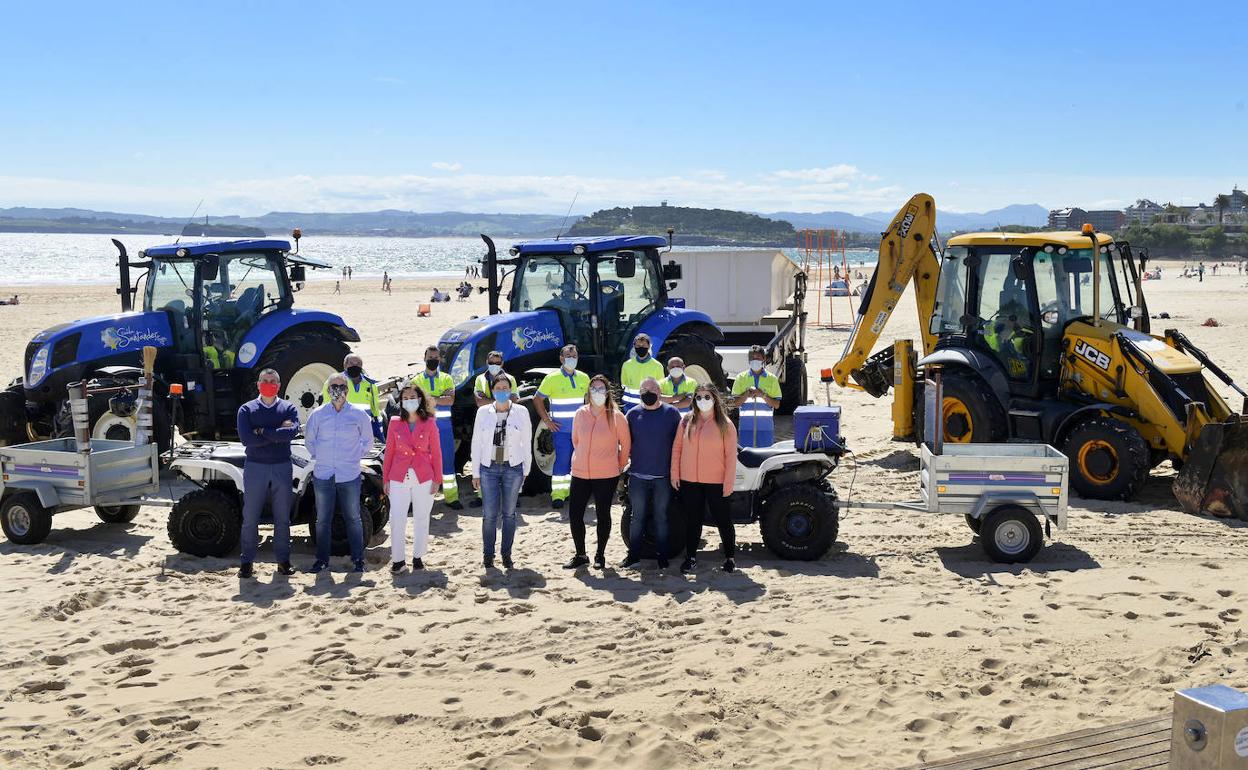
left=921, top=443, right=1069, bottom=527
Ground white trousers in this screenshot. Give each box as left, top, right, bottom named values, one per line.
left=389, top=469, right=435, bottom=562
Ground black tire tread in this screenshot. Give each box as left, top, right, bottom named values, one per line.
left=979, top=505, right=1043, bottom=563
left=95, top=504, right=141, bottom=524
left=658, top=334, right=727, bottom=391
left=1, top=491, right=53, bottom=545
left=759, top=483, right=838, bottom=560
left=168, top=487, right=242, bottom=558
left=1063, top=415, right=1149, bottom=501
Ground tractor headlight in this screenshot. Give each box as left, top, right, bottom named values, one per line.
left=28, top=346, right=50, bottom=386
left=450, top=345, right=473, bottom=387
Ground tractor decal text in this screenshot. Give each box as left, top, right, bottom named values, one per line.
left=1073, top=339, right=1111, bottom=371
left=511, top=326, right=559, bottom=352
left=100, top=326, right=169, bottom=351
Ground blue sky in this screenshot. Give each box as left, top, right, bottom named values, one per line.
left=1, top=1, right=1244, bottom=216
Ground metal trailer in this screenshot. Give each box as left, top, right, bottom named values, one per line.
left=0, top=438, right=161, bottom=544
left=845, top=442, right=1069, bottom=563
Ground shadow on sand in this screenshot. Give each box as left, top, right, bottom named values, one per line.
left=935, top=540, right=1100, bottom=578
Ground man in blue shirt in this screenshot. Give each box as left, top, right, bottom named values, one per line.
left=305, top=372, right=375, bottom=573
left=236, top=368, right=301, bottom=579
left=621, top=377, right=682, bottom=569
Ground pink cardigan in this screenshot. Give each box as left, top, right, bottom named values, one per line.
left=570, top=406, right=631, bottom=479
left=382, top=415, right=442, bottom=485
left=671, top=416, right=737, bottom=497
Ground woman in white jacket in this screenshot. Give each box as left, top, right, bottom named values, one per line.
left=471, top=374, right=532, bottom=569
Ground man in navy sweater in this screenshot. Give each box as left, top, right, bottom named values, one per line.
left=236, top=368, right=301, bottom=579
left=621, top=377, right=682, bottom=569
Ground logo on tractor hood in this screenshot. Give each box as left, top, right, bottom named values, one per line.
left=100, top=326, right=169, bottom=351
left=511, top=326, right=559, bottom=352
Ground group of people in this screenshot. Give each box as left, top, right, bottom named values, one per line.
left=233, top=335, right=786, bottom=580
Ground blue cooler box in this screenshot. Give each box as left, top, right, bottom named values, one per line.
left=793, top=405, right=842, bottom=453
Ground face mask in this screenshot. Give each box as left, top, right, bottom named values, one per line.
left=258, top=382, right=280, bottom=399
left=563, top=358, right=578, bottom=372
left=487, top=363, right=502, bottom=376
left=345, top=365, right=362, bottom=379
left=590, top=390, right=607, bottom=406
left=669, top=367, right=684, bottom=380
left=494, top=390, right=511, bottom=404
left=401, top=398, right=421, bottom=413
left=635, top=347, right=649, bottom=359
left=696, top=397, right=714, bottom=412
left=749, top=360, right=764, bottom=373
left=425, top=359, right=439, bottom=371
left=329, top=384, right=349, bottom=401
left=640, top=391, right=659, bottom=407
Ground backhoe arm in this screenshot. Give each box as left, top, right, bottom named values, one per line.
left=832, top=193, right=939, bottom=393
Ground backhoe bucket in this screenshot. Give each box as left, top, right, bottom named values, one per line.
left=1173, top=417, right=1248, bottom=521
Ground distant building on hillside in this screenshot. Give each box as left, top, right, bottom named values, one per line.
left=1047, top=207, right=1087, bottom=230
left=1125, top=199, right=1163, bottom=225
left=1085, top=210, right=1126, bottom=232
left=1230, top=186, right=1247, bottom=211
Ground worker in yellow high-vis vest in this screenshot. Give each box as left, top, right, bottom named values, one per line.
left=619, top=333, right=665, bottom=410
left=535, top=344, right=589, bottom=508
left=322, top=352, right=383, bottom=440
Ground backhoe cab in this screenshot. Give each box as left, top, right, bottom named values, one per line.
left=833, top=194, right=1248, bottom=519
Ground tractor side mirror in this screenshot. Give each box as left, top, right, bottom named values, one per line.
left=662, top=261, right=682, bottom=281
left=289, top=264, right=307, bottom=284
left=201, top=254, right=220, bottom=282
left=615, top=251, right=636, bottom=278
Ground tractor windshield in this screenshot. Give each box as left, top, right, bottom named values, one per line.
left=514, top=255, right=592, bottom=316
left=146, top=260, right=196, bottom=313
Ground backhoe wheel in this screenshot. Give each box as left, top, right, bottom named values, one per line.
left=980, top=505, right=1043, bottom=563
left=759, top=483, right=838, bottom=560
left=168, top=488, right=242, bottom=557
left=935, top=371, right=1006, bottom=444
left=657, top=334, right=727, bottom=392
left=1, top=492, right=53, bottom=545
left=1063, top=416, right=1150, bottom=501
left=95, top=504, right=140, bottom=524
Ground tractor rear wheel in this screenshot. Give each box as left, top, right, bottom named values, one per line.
left=1063, top=416, right=1149, bottom=500
left=658, top=334, right=726, bottom=392
left=254, top=330, right=351, bottom=426
left=168, top=488, right=242, bottom=557
left=759, top=483, right=838, bottom=560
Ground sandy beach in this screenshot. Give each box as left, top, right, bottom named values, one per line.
left=1, top=268, right=1246, bottom=769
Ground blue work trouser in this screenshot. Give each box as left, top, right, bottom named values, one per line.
left=240, top=460, right=293, bottom=565
left=480, top=461, right=523, bottom=559
left=551, top=428, right=573, bottom=502
left=627, top=475, right=671, bottom=561
left=436, top=419, right=459, bottom=503
left=313, top=475, right=364, bottom=564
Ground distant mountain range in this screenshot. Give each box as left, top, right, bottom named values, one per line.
left=766, top=204, right=1049, bottom=233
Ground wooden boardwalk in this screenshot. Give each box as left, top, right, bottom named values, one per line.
left=901, top=715, right=1171, bottom=770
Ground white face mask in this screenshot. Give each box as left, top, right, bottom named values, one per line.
left=695, top=397, right=714, bottom=412
left=487, top=363, right=502, bottom=376
left=749, top=360, right=764, bottom=373
left=401, top=399, right=421, bottom=413
left=563, top=358, right=578, bottom=372
left=669, top=367, right=684, bottom=379
left=590, top=391, right=607, bottom=406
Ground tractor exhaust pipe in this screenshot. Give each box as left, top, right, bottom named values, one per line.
left=481, top=234, right=500, bottom=316
left=113, top=239, right=132, bottom=313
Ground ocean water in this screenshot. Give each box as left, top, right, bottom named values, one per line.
left=0, top=231, right=878, bottom=286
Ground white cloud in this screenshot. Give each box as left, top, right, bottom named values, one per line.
left=431, top=161, right=462, bottom=172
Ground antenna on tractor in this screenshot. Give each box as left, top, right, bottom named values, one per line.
left=554, top=192, right=579, bottom=240
left=173, top=199, right=204, bottom=245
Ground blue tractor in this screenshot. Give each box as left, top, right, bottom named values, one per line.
left=436, top=234, right=732, bottom=492
left=0, top=236, right=359, bottom=446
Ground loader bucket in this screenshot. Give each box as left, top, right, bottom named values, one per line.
left=1173, top=417, right=1248, bottom=521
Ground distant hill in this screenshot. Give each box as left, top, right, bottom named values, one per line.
left=768, top=203, right=1049, bottom=234
left=181, top=223, right=266, bottom=237
left=568, top=205, right=794, bottom=246
left=769, top=210, right=887, bottom=232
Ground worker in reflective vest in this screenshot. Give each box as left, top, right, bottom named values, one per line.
left=322, top=353, right=383, bottom=440
left=730, top=345, right=782, bottom=448
left=535, top=344, right=590, bottom=508
left=619, top=333, right=664, bottom=410
left=659, top=355, right=697, bottom=415
left=471, top=349, right=518, bottom=508
left=203, top=330, right=236, bottom=370
left=419, top=345, right=461, bottom=508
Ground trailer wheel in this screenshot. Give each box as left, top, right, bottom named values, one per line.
left=777, top=356, right=808, bottom=416
left=979, top=505, right=1043, bottom=563
left=168, top=488, right=242, bottom=557
left=759, top=483, right=838, bottom=560
left=307, top=504, right=376, bottom=557
left=964, top=514, right=982, bottom=534
left=95, top=504, right=140, bottom=524
left=1, top=492, right=53, bottom=545
left=619, top=482, right=686, bottom=559
left=521, top=397, right=553, bottom=495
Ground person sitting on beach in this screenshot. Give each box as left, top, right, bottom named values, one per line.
left=0, top=294, right=18, bottom=306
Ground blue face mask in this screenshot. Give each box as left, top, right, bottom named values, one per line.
left=494, top=390, right=512, bottom=404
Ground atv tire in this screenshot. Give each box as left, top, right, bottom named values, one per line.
left=1, top=491, right=53, bottom=545
left=307, top=504, right=375, bottom=557
left=658, top=334, right=726, bottom=392
left=759, top=483, right=838, bottom=560
left=619, top=481, right=686, bottom=560
left=95, top=504, right=140, bottom=524
left=1063, top=415, right=1149, bottom=501
left=254, top=329, right=351, bottom=419
left=979, top=505, right=1043, bottom=563
left=168, top=488, right=242, bottom=557
left=777, top=355, right=808, bottom=416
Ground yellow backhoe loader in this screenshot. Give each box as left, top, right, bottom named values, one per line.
left=831, top=193, right=1248, bottom=519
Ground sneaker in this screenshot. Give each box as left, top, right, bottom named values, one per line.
left=309, top=560, right=328, bottom=574
left=593, top=554, right=606, bottom=570
left=657, top=558, right=670, bottom=569
left=680, top=558, right=696, bottom=575
left=469, top=497, right=483, bottom=508
left=391, top=561, right=405, bottom=574
left=238, top=563, right=254, bottom=579
left=411, top=558, right=424, bottom=571
left=562, top=554, right=589, bottom=570
left=276, top=562, right=295, bottom=576
left=551, top=498, right=564, bottom=509
left=501, top=555, right=514, bottom=569
left=350, top=559, right=365, bottom=573
left=723, top=558, right=736, bottom=573
left=484, top=555, right=495, bottom=569
left=619, top=555, right=641, bottom=569
left=446, top=500, right=464, bottom=510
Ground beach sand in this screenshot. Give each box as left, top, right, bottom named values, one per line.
left=1, top=269, right=1246, bottom=769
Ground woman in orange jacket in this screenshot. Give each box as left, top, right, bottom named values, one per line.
left=671, top=384, right=738, bottom=574
left=564, top=374, right=631, bottom=570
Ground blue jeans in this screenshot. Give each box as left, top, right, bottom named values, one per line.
left=627, top=475, right=671, bottom=560
left=241, top=461, right=293, bottom=565
left=313, top=475, right=364, bottom=564
left=480, top=462, right=523, bottom=559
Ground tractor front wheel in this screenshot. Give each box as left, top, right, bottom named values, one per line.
left=1063, top=416, right=1149, bottom=500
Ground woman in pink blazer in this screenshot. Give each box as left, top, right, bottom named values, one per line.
left=382, top=380, right=442, bottom=573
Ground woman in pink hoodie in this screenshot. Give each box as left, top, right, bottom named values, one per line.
left=671, top=384, right=738, bottom=575
left=564, top=374, right=631, bottom=570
